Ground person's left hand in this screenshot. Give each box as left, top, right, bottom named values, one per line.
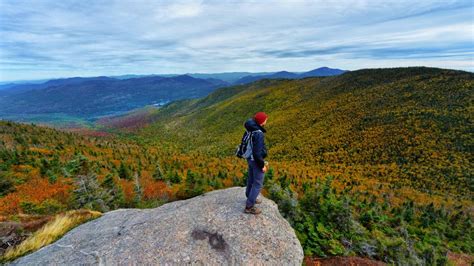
left=262, top=165, right=268, bottom=173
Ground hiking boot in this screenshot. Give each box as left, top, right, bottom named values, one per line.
left=244, top=206, right=262, bottom=215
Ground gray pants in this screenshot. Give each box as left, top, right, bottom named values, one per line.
left=245, top=158, right=264, bottom=207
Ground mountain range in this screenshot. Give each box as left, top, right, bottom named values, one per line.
left=0, top=75, right=225, bottom=121
left=0, top=67, right=345, bottom=124
left=234, top=67, right=346, bottom=84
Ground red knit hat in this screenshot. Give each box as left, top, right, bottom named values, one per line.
left=254, top=112, right=268, bottom=125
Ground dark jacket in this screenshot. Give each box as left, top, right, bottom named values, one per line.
left=244, top=118, right=267, bottom=169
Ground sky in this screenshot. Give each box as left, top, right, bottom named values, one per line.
left=0, top=0, right=473, bottom=81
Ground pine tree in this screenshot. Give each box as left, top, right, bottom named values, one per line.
left=101, top=174, right=125, bottom=209
left=0, top=171, right=15, bottom=196
left=266, top=167, right=274, bottom=180
left=170, top=171, right=182, bottom=184
left=118, top=161, right=132, bottom=180
left=40, top=158, right=49, bottom=177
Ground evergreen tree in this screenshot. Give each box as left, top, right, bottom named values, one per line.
left=39, top=158, right=49, bottom=177
left=72, top=173, right=109, bottom=212
left=182, top=169, right=204, bottom=198
left=118, top=161, right=132, bottom=180
left=0, top=171, right=15, bottom=196
left=101, top=174, right=125, bottom=209
left=217, top=170, right=226, bottom=179
left=266, top=167, right=274, bottom=180
left=64, top=154, right=91, bottom=176
left=170, top=171, right=182, bottom=184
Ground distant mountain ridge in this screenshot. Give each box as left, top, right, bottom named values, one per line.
left=0, top=66, right=344, bottom=87
left=0, top=66, right=344, bottom=124
left=234, top=67, right=346, bottom=84
left=0, top=75, right=226, bottom=120
left=111, top=72, right=282, bottom=83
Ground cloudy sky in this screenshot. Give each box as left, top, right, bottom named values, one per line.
left=0, top=0, right=472, bottom=81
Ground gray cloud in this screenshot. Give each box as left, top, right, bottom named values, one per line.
left=0, top=0, right=472, bottom=81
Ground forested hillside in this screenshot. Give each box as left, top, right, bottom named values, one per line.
left=120, top=67, right=473, bottom=199
left=0, top=120, right=249, bottom=217
left=0, top=121, right=168, bottom=216
left=1, top=67, right=473, bottom=264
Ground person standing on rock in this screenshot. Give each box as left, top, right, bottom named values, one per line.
left=243, top=112, right=269, bottom=215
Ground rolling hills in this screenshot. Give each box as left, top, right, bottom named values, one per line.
left=0, top=67, right=346, bottom=126
left=0, top=75, right=226, bottom=123
left=105, top=67, right=473, bottom=198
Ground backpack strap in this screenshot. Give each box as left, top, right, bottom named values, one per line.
left=243, top=130, right=251, bottom=142
left=249, top=129, right=262, bottom=160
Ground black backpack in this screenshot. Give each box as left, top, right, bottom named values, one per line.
left=235, top=130, right=261, bottom=159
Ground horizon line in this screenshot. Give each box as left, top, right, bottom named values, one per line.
left=1, top=65, right=473, bottom=84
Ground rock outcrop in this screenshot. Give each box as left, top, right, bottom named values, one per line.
left=11, top=187, right=303, bottom=265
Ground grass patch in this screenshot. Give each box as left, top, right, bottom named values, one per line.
left=1, top=209, right=101, bottom=263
